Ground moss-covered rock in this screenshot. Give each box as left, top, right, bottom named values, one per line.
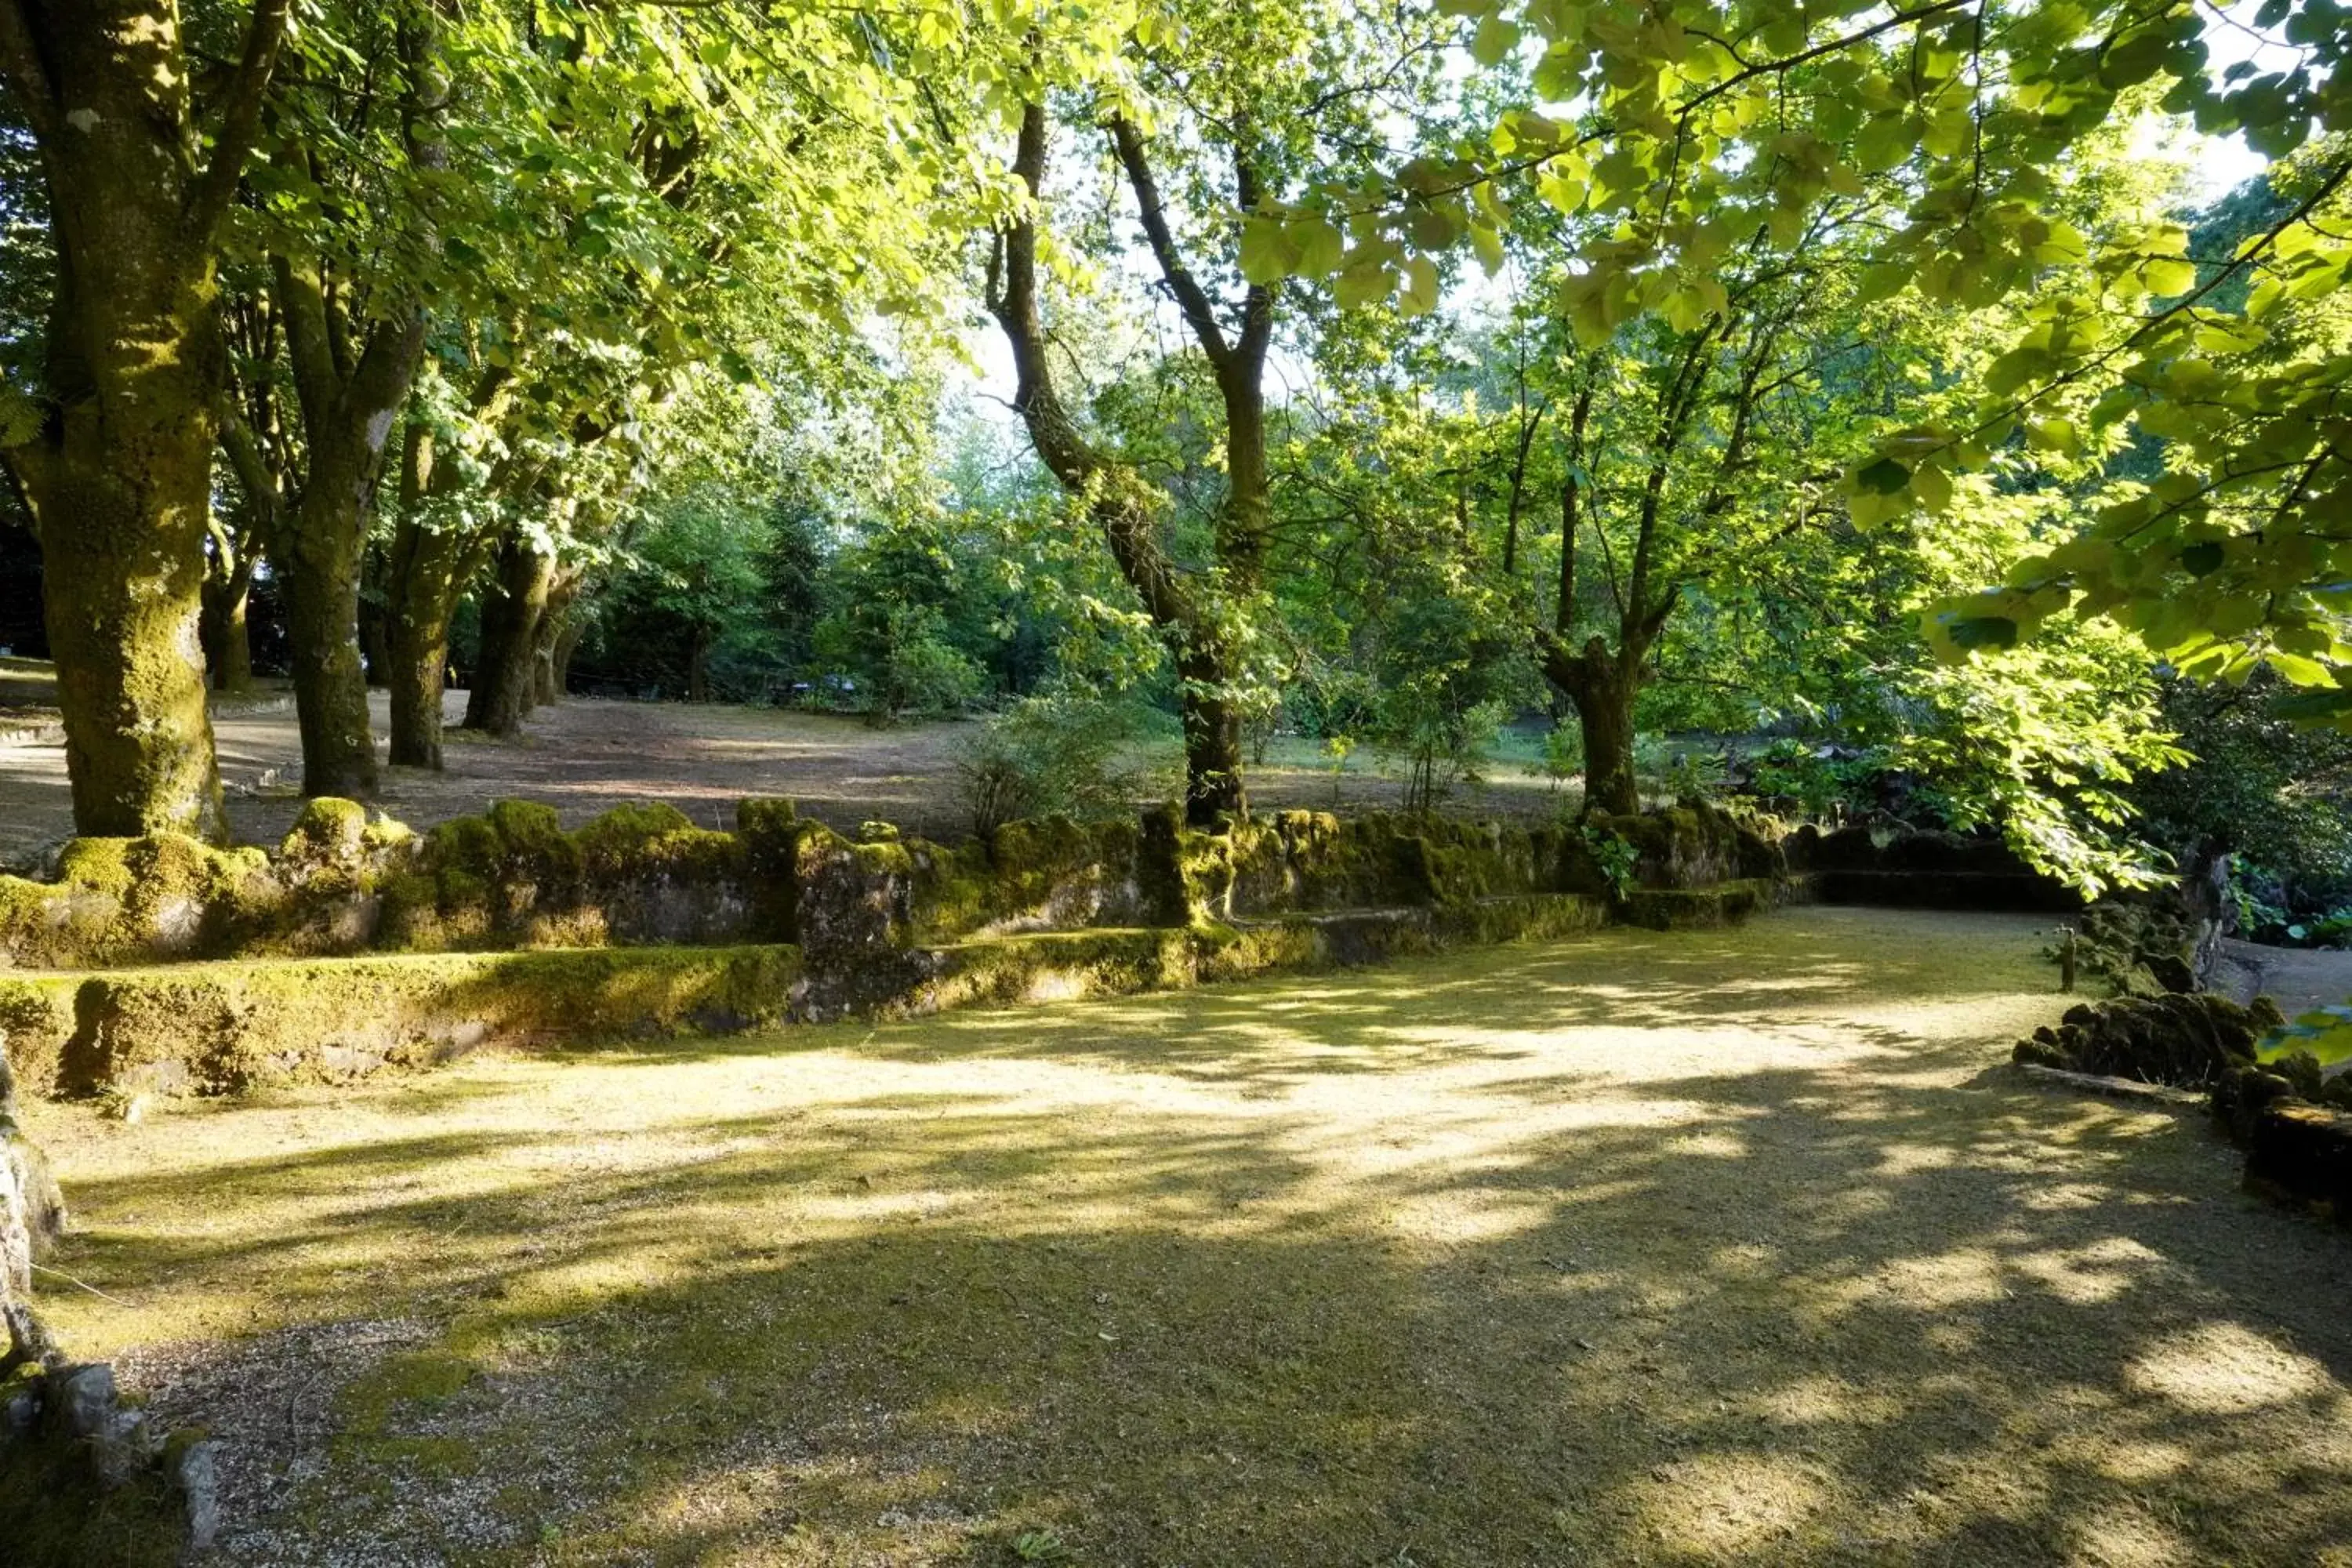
left=2013, top=992, right=2285, bottom=1091
left=0, top=978, right=82, bottom=1096
left=53, top=945, right=803, bottom=1098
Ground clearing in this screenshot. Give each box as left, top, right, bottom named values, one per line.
left=22, top=907, right=2352, bottom=1566
left=0, top=670, right=1566, bottom=862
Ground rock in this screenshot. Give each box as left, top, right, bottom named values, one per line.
left=171, top=1434, right=223, bottom=1554
left=2244, top=1099, right=2352, bottom=1219
left=1, top=1048, right=66, bottom=1301
left=2011, top=992, right=2285, bottom=1091
left=2, top=1370, right=38, bottom=1439
left=2214, top=1064, right=2306, bottom=1147
left=45, top=1363, right=154, bottom=1487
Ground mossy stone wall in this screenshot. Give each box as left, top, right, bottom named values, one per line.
left=46, top=946, right=802, bottom=1098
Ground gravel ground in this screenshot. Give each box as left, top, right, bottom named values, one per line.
left=20, top=907, right=2352, bottom=1566
left=0, top=674, right=1565, bottom=862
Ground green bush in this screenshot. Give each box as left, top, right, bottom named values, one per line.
left=952, top=692, right=1170, bottom=837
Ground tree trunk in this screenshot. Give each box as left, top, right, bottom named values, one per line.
left=278, top=490, right=379, bottom=798
left=0, top=0, right=290, bottom=840
left=531, top=624, right=559, bottom=706
left=1572, top=674, right=1640, bottom=817
left=384, top=518, right=463, bottom=770
left=1542, top=634, right=1643, bottom=818
left=201, top=556, right=255, bottom=693
left=687, top=623, right=710, bottom=704
left=29, top=463, right=225, bottom=837
left=463, top=537, right=553, bottom=736
left=1178, top=645, right=1246, bottom=824
left=358, top=557, right=390, bottom=688
left=549, top=617, right=583, bottom=701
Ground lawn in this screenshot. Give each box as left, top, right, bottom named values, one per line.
left=21, top=907, right=2352, bottom=1566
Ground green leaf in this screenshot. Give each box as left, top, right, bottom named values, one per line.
left=1399, top=255, right=1440, bottom=317
left=1238, top=217, right=1294, bottom=285
left=1855, top=456, right=1911, bottom=495
left=2179, top=541, right=2225, bottom=576
left=1471, top=15, right=1522, bottom=66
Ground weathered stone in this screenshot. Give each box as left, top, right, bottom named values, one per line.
left=1, top=1050, right=64, bottom=1302
left=2244, top=1099, right=2352, bottom=1219
left=171, top=1433, right=223, bottom=1552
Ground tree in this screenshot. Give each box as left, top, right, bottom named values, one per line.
left=0, top=0, right=291, bottom=838
left=983, top=2, right=1458, bottom=823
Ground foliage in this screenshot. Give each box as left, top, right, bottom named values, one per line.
left=952, top=691, right=1174, bottom=837
left=2132, top=670, right=2352, bottom=898
left=1577, top=823, right=1642, bottom=900
left=1363, top=559, right=1518, bottom=812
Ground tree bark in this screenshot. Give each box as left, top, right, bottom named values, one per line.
left=1550, top=640, right=1642, bottom=817
left=0, top=0, right=289, bottom=839
left=263, top=9, right=441, bottom=798
left=200, top=554, right=255, bottom=692
left=463, top=535, right=553, bottom=736
left=271, top=251, right=425, bottom=800
left=985, top=103, right=1272, bottom=826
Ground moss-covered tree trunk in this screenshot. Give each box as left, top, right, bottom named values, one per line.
left=989, top=104, right=1272, bottom=827
left=0, top=1, right=289, bottom=840
left=1546, top=640, right=1643, bottom=817
left=1177, top=643, right=1246, bottom=825
left=199, top=554, right=255, bottom=693
left=270, top=260, right=426, bottom=797
left=384, top=521, right=463, bottom=768
left=464, top=535, right=553, bottom=736
left=278, top=499, right=382, bottom=798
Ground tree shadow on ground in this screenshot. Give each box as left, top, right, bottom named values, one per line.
left=26, top=909, right=2352, bottom=1566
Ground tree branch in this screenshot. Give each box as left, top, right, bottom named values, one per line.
left=1108, top=114, right=1235, bottom=372
left=189, top=0, right=294, bottom=244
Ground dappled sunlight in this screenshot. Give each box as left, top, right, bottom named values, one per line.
left=2126, top=1323, right=2334, bottom=1415
left=20, top=907, right=2352, bottom=1563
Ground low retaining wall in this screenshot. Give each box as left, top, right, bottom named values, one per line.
left=0, top=797, right=1836, bottom=971
left=0, top=790, right=2084, bottom=1103
left=0, top=895, right=1619, bottom=1101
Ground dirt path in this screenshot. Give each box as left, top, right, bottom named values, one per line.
left=0, top=678, right=1562, bottom=862
left=21, top=908, right=2352, bottom=1566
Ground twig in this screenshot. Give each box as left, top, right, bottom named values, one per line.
left=31, top=1262, right=140, bottom=1309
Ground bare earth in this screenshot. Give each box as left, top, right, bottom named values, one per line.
left=0, top=680, right=1563, bottom=860
left=23, top=908, right=2352, bottom=1566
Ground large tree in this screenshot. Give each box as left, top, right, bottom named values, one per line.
left=0, top=0, right=290, bottom=838
left=985, top=2, right=1458, bottom=823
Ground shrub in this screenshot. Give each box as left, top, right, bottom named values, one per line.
left=953, top=692, right=1171, bottom=837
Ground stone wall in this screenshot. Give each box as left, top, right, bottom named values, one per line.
left=0, top=796, right=1768, bottom=971
left=0, top=791, right=2092, bottom=1103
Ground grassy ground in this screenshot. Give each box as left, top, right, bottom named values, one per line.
left=20, top=906, right=2352, bottom=1566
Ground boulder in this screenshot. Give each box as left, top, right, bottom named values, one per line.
left=2012, top=992, right=2285, bottom=1090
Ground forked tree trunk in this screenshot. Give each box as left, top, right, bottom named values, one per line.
left=1542, top=634, right=1645, bottom=818
left=988, top=103, right=1271, bottom=828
